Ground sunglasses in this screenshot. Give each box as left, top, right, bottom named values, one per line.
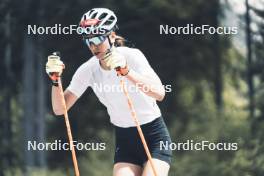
left=84, top=35, right=108, bottom=47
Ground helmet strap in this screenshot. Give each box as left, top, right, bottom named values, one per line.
left=107, top=35, right=114, bottom=49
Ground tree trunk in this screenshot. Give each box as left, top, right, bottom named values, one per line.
left=35, top=0, right=47, bottom=168
left=245, top=0, right=254, bottom=118
left=35, top=40, right=47, bottom=168
left=22, top=34, right=36, bottom=172
left=1, top=11, right=14, bottom=176
left=213, top=0, right=223, bottom=111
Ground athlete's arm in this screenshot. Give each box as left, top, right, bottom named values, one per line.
left=126, top=49, right=166, bottom=101
left=51, top=87, right=78, bottom=115
left=103, top=47, right=166, bottom=101
left=46, top=53, right=79, bottom=116
left=125, top=69, right=165, bottom=101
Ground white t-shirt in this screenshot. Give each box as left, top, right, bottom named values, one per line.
left=67, top=47, right=161, bottom=127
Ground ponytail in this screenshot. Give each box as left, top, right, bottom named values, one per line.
left=114, top=35, right=135, bottom=48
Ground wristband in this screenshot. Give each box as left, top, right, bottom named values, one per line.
left=49, top=73, right=60, bottom=87
left=52, top=80, right=59, bottom=87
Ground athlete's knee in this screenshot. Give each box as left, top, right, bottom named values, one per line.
left=113, top=163, right=142, bottom=176
left=142, top=159, right=170, bottom=176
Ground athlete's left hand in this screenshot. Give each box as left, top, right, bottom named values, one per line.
left=102, top=47, right=129, bottom=76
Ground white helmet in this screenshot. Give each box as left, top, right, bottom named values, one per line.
left=79, top=8, right=117, bottom=38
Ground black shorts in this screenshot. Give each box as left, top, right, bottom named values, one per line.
left=114, top=117, right=172, bottom=167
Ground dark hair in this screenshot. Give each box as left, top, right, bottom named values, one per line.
left=114, top=35, right=135, bottom=48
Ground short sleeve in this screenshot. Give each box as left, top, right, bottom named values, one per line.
left=66, top=62, right=92, bottom=98
left=128, top=48, right=156, bottom=75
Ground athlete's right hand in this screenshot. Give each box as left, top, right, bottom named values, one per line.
left=46, top=52, right=65, bottom=86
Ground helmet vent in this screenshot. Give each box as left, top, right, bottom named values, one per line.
left=91, top=12, right=97, bottom=19
left=99, top=13, right=107, bottom=20
left=105, top=16, right=115, bottom=25
left=88, top=10, right=94, bottom=16
left=80, top=8, right=117, bottom=33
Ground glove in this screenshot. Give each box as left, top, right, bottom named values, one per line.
left=102, top=47, right=129, bottom=76
left=46, top=52, right=65, bottom=86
